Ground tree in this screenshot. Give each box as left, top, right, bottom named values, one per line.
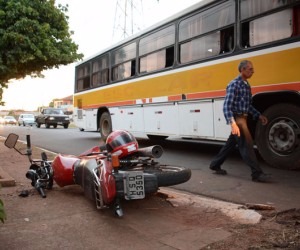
left=0, top=0, right=84, bottom=105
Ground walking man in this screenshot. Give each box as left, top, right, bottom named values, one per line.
left=210, top=60, right=271, bottom=182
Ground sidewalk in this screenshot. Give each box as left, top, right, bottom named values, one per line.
left=1, top=141, right=298, bottom=250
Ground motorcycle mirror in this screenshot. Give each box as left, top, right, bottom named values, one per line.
left=4, top=133, right=19, bottom=149
left=4, top=133, right=28, bottom=156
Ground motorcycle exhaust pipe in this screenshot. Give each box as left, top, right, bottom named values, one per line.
left=137, top=145, right=163, bottom=158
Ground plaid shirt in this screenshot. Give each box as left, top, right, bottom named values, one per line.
left=223, top=75, right=260, bottom=124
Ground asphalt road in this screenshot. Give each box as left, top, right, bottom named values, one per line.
left=1, top=124, right=300, bottom=211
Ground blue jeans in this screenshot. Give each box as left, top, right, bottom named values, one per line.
left=210, top=116, right=263, bottom=179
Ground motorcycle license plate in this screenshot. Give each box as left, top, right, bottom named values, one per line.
left=124, top=171, right=145, bottom=200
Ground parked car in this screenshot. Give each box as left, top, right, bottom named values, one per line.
left=35, top=108, right=70, bottom=129
left=3, top=116, right=17, bottom=125
left=18, top=114, right=35, bottom=126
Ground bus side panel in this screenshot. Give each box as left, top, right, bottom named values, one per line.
left=178, top=101, right=214, bottom=138
left=114, top=106, right=144, bottom=132
left=213, top=99, right=230, bottom=140
left=73, top=108, right=84, bottom=129
left=143, top=103, right=179, bottom=136
left=110, top=107, right=120, bottom=131
left=85, top=109, right=98, bottom=130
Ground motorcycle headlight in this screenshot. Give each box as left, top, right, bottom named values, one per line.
left=26, top=169, right=37, bottom=180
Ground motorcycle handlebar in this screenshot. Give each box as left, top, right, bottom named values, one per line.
left=137, top=145, right=163, bottom=158
left=26, top=134, right=31, bottom=149
left=26, top=134, right=33, bottom=162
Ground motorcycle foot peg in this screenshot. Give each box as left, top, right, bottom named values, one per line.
left=115, top=207, right=123, bottom=217
left=114, top=203, right=123, bottom=217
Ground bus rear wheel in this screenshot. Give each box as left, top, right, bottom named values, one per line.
left=255, top=104, right=300, bottom=170
left=99, top=112, right=112, bottom=140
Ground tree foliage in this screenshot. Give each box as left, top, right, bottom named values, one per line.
left=0, top=0, right=84, bottom=104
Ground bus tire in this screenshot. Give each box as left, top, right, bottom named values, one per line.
left=144, top=165, right=191, bottom=187
left=99, top=112, right=112, bottom=140
left=255, top=104, right=300, bottom=170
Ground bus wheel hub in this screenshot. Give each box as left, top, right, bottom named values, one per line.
left=268, top=121, right=296, bottom=154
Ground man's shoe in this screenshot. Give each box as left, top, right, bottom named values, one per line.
left=210, top=166, right=227, bottom=175
left=252, top=173, right=272, bottom=183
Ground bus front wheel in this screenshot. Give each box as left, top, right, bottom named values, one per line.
left=255, top=104, right=300, bottom=170
left=99, top=112, right=112, bottom=140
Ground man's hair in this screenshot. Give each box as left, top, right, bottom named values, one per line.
left=238, top=60, right=251, bottom=72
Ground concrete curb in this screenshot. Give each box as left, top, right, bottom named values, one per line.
left=161, top=187, right=262, bottom=224
left=0, top=166, right=15, bottom=187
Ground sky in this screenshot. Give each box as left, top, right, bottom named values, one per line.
left=1, top=0, right=201, bottom=111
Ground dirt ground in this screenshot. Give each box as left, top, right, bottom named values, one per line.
left=1, top=140, right=300, bottom=249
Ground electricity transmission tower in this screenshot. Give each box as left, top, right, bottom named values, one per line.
left=112, top=0, right=159, bottom=43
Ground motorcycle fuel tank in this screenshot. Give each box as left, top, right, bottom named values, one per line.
left=52, top=154, right=78, bottom=187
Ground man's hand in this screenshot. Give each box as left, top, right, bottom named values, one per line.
left=259, top=115, right=268, bottom=125
left=231, top=122, right=240, bottom=137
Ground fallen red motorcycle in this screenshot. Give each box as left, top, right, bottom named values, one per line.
left=5, top=130, right=191, bottom=217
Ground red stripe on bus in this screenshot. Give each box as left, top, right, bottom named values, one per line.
left=252, top=82, right=300, bottom=94
left=186, top=82, right=300, bottom=100
left=168, top=95, right=183, bottom=101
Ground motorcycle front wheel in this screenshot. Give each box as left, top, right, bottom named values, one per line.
left=143, top=165, right=191, bottom=187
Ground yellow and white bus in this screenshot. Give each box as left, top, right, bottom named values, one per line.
left=73, top=0, right=300, bottom=170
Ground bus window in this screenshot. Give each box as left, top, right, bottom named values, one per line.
left=76, top=64, right=90, bottom=91
left=179, top=1, right=235, bottom=42
left=293, top=5, right=300, bottom=36
left=112, top=60, right=136, bottom=81
left=140, top=50, right=165, bottom=73
left=139, top=25, right=175, bottom=73
left=92, top=54, right=109, bottom=86
left=92, top=61, right=101, bottom=87
left=101, top=69, right=109, bottom=83
left=165, top=46, right=174, bottom=67
left=180, top=31, right=220, bottom=63
left=240, top=0, right=297, bottom=20
left=249, top=9, right=293, bottom=47
left=220, top=26, right=234, bottom=53
left=179, top=1, right=235, bottom=63
left=112, top=42, right=136, bottom=81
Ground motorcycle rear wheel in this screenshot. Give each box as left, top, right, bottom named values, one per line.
left=143, top=165, right=191, bottom=187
